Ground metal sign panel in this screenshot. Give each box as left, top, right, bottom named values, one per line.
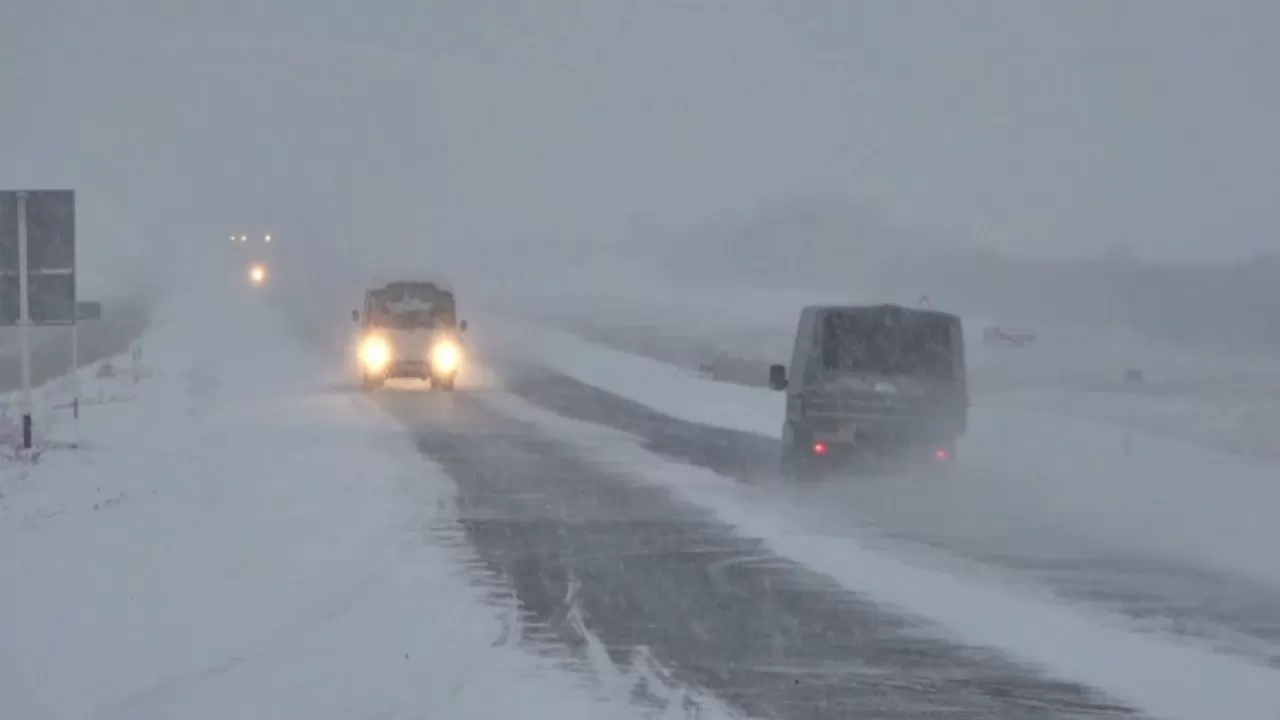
left=0, top=193, right=16, bottom=274
left=30, top=274, right=75, bottom=324
left=76, top=300, right=102, bottom=321
left=0, top=275, right=75, bottom=324
left=0, top=190, right=76, bottom=325
left=0, top=274, right=14, bottom=325
left=25, top=190, right=75, bottom=272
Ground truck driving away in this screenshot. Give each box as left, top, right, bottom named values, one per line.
left=353, top=279, right=468, bottom=391
left=768, top=304, right=967, bottom=479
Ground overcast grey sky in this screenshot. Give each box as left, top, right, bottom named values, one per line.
left=2, top=0, right=1277, bottom=295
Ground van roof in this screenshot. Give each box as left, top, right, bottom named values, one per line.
left=804, top=303, right=961, bottom=322
left=367, top=273, right=454, bottom=293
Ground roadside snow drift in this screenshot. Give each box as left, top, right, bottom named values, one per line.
left=0, top=273, right=694, bottom=720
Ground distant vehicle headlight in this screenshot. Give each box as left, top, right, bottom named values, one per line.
left=248, top=263, right=268, bottom=285
left=429, top=340, right=461, bottom=374
left=359, top=335, right=392, bottom=372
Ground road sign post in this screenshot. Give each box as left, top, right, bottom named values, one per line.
left=16, top=192, right=32, bottom=449
left=71, top=314, right=80, bottom=436
left=0, top=190, right=76, bottom=450
left=70, top=301, right=100, bottom=434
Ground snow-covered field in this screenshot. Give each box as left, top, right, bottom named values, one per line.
left=472, top=313, right=1280, bottom=720
left=0, top=276, right=729, bottom=720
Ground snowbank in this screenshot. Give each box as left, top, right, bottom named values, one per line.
left=477, top=315, right=782, bottom=437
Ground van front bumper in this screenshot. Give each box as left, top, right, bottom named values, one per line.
left=372, top=360, right=455, bottom=380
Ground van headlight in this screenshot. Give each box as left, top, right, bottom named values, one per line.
left=429, top=340, right=461, bottom=374
left=359, top=336, right=392, bottom=372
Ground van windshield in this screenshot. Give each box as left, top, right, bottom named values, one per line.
left=367, top=284, right=456, bottom=329
left=821, top=309, right=955, bottom=379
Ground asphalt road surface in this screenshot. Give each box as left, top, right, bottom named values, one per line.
left=375, top=379, right=1144, bottom=719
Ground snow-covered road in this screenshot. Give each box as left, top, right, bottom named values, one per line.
left=0, top=275, right=724, bottom=720
left=377, top=377, right=1143, bottom=718
left=7, top=268, right=1279, bottom=719
left=462, top=313, right=1280, bottom=720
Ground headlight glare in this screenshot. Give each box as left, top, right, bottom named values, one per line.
left=429, top=340, right=461, bottom=373
left=359, top=336, right=392, bottom=371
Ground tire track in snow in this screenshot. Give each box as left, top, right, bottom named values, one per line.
left=376, top=387, right=1142, bottom=719
left=499, top=363, right=1280, bottom=670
